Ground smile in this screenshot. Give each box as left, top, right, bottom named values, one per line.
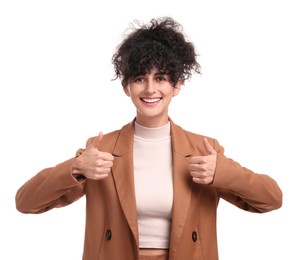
left=141, top=98, right=162, bottom=103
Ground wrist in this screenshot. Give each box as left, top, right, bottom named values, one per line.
left=72, top=159, right=86, bottom=181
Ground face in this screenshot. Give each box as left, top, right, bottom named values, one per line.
left=124, top=69, right=182, bottom=127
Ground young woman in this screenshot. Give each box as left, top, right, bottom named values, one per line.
left=16, top=17, right=282, bottom=260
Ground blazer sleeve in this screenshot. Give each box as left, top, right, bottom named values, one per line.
left=210, top=139, right=282, bottom=213
left=15, top=149, right=86, bottom=214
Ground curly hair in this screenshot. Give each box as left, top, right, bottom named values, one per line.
left=112, top=17, right=201, bottom=88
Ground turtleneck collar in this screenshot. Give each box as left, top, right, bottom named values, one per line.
left=134, top=121, right=171, bottom=140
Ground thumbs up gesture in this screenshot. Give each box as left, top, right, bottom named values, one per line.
left=188, top=137, right=217, bottom=185
left=72, top=132, right=114, bottom=180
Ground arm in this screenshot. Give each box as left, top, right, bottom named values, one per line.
left=15, top=133, right=114, bottom=214
left=188, top=137, right=282, bottom=213
left=213, top=153, right=283, bottom=213
left=15, top=157, right=85, bottom=214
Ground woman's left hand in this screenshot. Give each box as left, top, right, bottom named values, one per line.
left=188, top=137, right=217, bottom=185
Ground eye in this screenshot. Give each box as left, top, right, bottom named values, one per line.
left=132, top=76, right=144, bottom=83
left=156, top=75, right=167, bottom=81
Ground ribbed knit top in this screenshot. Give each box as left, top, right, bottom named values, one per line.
left=133, top=121, right=173, bottom=249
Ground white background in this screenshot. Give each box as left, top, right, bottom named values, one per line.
left=1, top=0, right=296, bottom=259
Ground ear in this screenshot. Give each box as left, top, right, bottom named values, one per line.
left=123, top=86, right=131, bottom=97
left=173, top=80, right=183, bottom=96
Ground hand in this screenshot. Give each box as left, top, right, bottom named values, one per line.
left=72, top=132, right=114, bottom=180
left=188, top=137, right=217, bottom=185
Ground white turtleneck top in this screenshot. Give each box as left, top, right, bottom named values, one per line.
left=133, top=121, right=173, bottom=249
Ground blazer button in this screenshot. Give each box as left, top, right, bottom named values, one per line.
left=192, top=231, right=198, bottom=242
left=105, top=229, right=112, bottom=241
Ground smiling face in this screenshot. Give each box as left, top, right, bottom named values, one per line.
left=124, top=69, right=182, bottom=127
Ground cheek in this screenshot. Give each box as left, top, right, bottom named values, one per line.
left=166, top=89, right=176, bottom=98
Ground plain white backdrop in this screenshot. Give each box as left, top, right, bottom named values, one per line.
left=1, top=0, right=296, bottom=259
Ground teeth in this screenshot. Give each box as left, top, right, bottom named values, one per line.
left=142, top=98, right=160, bottom=103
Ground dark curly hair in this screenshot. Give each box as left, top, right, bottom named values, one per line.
left=112, top=17, right=201, bottom=88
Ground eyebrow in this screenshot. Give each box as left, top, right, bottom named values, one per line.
left=153, top=71, right=168, bottom=76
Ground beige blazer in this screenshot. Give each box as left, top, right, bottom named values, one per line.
left=16, top=119, right=282, bottom=260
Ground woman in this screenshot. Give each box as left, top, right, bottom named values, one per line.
left=16, top=17, right=282, bottom=260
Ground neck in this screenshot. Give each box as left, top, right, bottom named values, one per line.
left=135, top=115, right=169, bottom=128
left=134, top=121, right=170, bottom=140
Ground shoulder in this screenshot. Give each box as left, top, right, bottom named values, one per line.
left=86, top=121, right=134, bottom=152
left=171, top=120, right=211, bottom=141
left=171, top=121, right=225, bottom=154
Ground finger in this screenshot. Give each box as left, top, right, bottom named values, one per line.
left=192, top=177, right=211, bottom=185
left=189, top=162, right=202, bottom=171
left=192, top=177, right=203, bottom=184
left=203, top=137, right=217, bottom=155
left=94, top=173, right=109, bottom=181
left=98, top=131, right=103, bottom=142
left=99, top=152, right=114, bottom=161
left=91, top=131, right=104, bottom=148
left=188, top=155, right=204, bottom=164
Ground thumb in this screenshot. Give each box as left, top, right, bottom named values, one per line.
left=91, top=131, right=103, bottom=148
left=203, top=137, right=217, bottom=155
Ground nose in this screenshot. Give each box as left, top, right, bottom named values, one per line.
left=144, top=79, right=156, bottom=94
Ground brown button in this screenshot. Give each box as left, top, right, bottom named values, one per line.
left=192, top=231, right=198, bottom=242
left=105, top=229, right=112, bottom=240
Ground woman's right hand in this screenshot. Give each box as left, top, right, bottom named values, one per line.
left=72, top=132, right=114, bottom=180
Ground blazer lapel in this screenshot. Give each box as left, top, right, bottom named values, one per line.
left=110, top=119, right=194, bottom=255
left=169, top=120, right=193, bottom=257
left=111, top=121, right=139, bottom=246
